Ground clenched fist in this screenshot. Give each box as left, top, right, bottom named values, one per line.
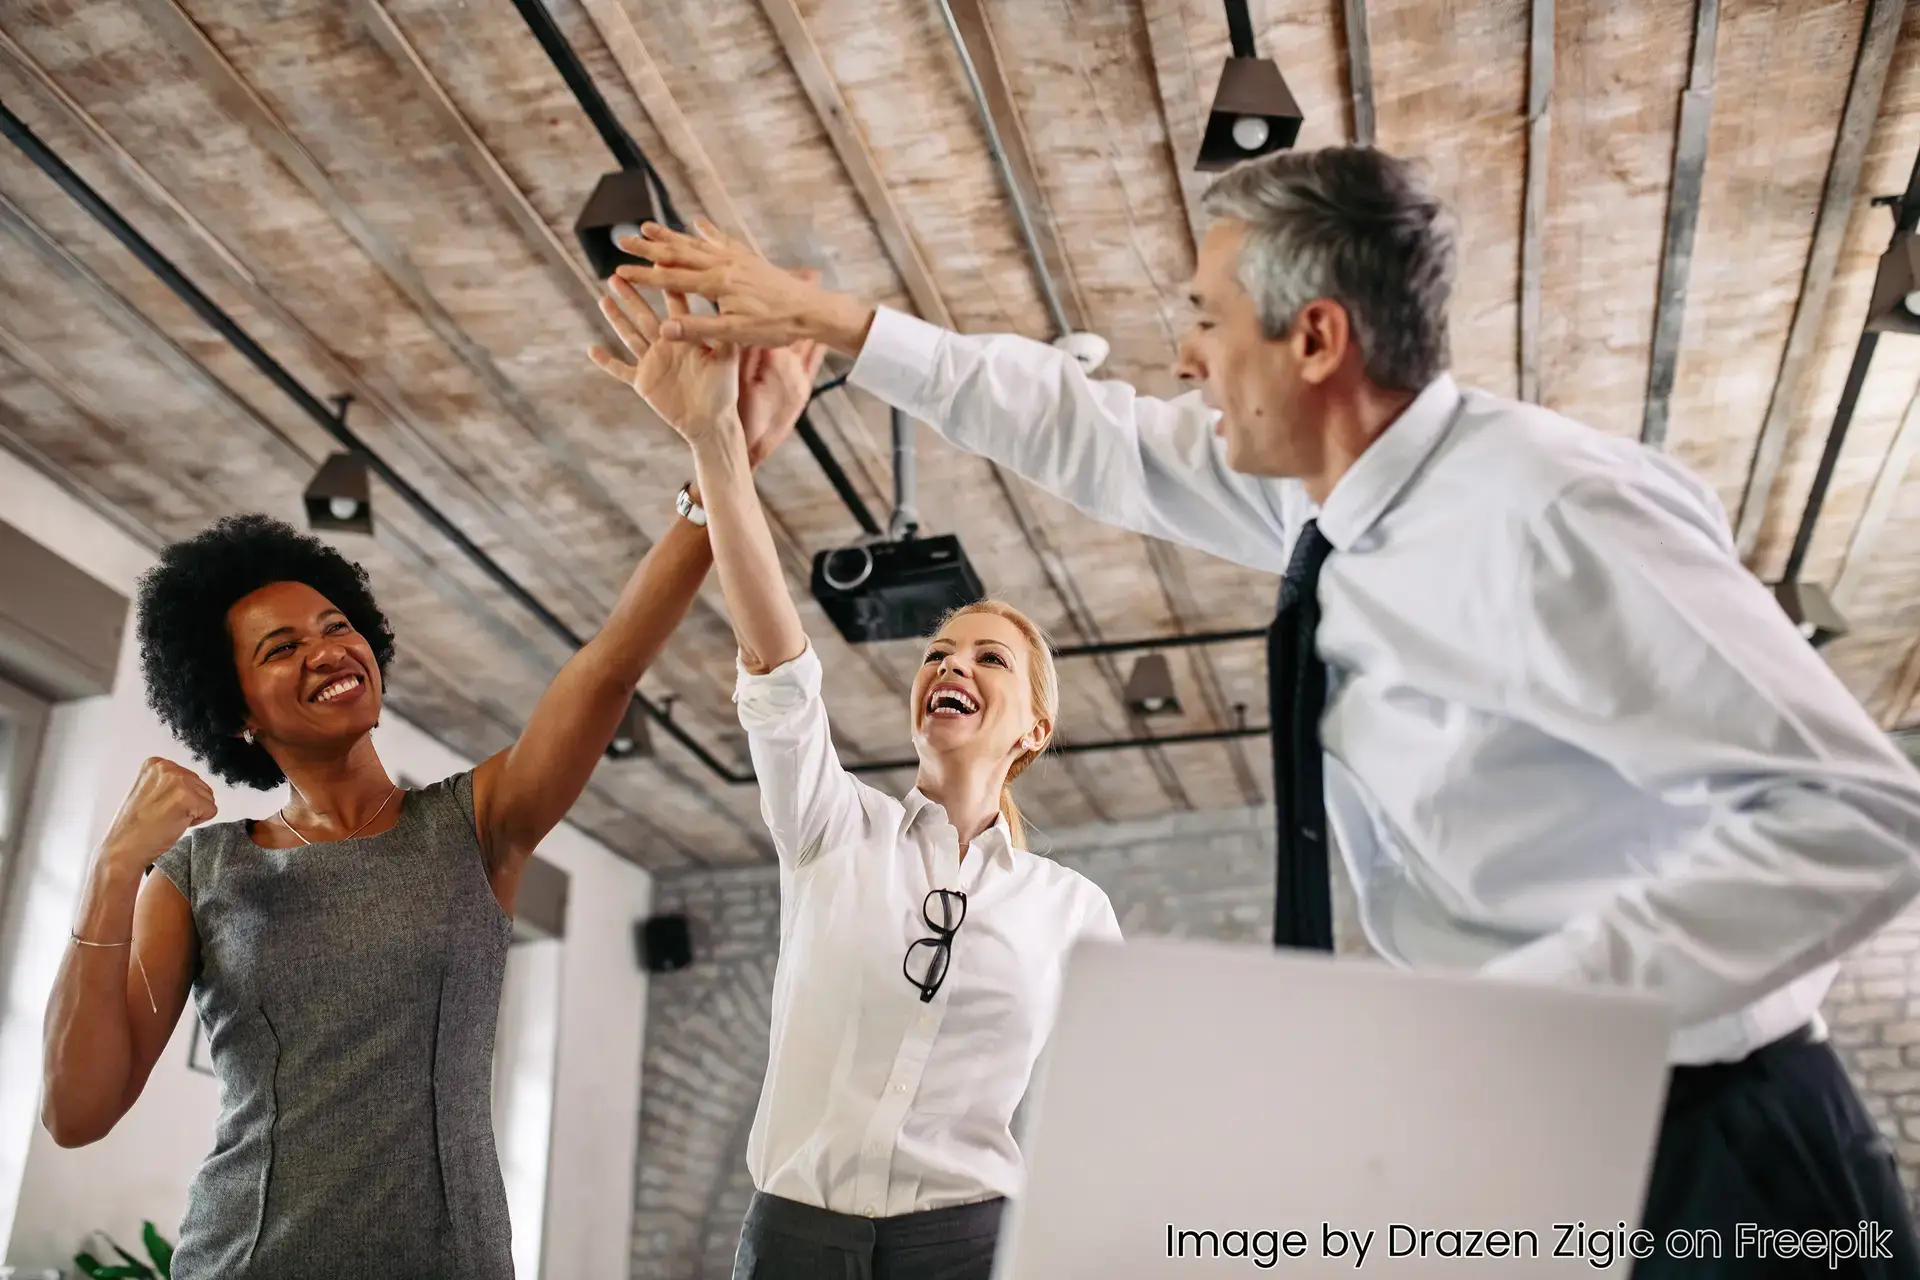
left=100, top=757, right=217, bottom=871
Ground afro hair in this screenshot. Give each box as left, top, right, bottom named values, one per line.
left=135, top=513, right=396, bottom=790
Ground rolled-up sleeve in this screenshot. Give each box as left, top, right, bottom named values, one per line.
left=734, top=642, right=861, bottom=870
left=851, top=307, right=1296, bottom=574
left=1482, top=473, right=1920, bottom=1025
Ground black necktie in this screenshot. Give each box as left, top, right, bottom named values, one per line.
left=1269, top=519, right=1334, bottom=950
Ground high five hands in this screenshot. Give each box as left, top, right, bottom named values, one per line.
left=588, top=252, right=826, bottom=468
left=608, top=219, right=875, bottom=356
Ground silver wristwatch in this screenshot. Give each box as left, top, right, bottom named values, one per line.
left=675, top=483, right=708, bottom=527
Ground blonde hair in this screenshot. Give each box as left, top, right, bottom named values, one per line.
left=937, top=600, right=1059, bottom=848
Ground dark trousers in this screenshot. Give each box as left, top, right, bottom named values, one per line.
left=1632, top=1024, right=1920, bottom=1278
left=731, top=1190, right=1004, bottom=1280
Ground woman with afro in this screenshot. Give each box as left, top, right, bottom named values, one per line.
left=40, top=285, right=826, bottom=1279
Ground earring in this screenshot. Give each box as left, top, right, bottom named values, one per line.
left=242, top=728, right=255, bottom=745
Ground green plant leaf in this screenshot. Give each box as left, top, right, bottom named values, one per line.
left=143, top=1220, right=175, bottom=1278
left=72, top=1262, right=150, bottom=1280
left=109, top=1238, right=156, bottom=1278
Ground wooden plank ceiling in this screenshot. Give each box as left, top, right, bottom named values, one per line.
left=2, top=0, right=1918, bottom=872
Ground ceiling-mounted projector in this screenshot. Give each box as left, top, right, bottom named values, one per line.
left=811, top=535, right=984, bottom=643
left=810, top=405, right=986, bottom=642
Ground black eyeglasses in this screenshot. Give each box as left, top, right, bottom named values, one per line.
left=904, top=888, right=967, bottom=1003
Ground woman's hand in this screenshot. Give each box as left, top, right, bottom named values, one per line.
left=98, top=757, right=216, bottom=873
left=589, top=279, right=741, bottom=448
left=738, top=333, right=828, bottom=468
left=613, top=221, right=876, bottom=355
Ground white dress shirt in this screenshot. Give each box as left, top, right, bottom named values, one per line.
left=850, top=306, right=1920, bottom=1066
left=734, top=641, right=1122, bottom=1216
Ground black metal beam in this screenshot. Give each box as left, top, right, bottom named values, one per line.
left=795, top=411, right=882, bottom=537
left=1223, top=0, right=1258, bottom=58
left=1784, top=332, right=1878, bottom=582
left=1052, top=626, right=1267, bottom=659
left=845, top=722, right=1270, bottom=775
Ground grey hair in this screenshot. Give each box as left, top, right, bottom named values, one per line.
left=1199, top=146, right=1456, bottom=392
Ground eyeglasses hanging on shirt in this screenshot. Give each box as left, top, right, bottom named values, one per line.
left=904, top=888, right=967, bottom=1002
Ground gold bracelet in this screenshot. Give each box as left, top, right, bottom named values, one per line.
left=69, top=932, right=158, bottom=1014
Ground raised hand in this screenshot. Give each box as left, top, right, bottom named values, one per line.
left=738, top=331, right=828, bottom=468
left=100, top=757, right=217, bottom=871
left=589, top=276, right=740, bottom=448
left=613, top=221, right=875, bottom=354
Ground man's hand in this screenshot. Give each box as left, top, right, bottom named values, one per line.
left=613, top=221, right=877, bottom=355
left=739, top=334, right=828, bottom=468
left=588, top=277, right=741, bottom=451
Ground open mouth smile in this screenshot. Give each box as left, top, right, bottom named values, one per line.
left=925, top=683, right=979, bottom=719
left=310, top=673, right=366, bottom=704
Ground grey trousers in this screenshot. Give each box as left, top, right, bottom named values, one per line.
left=731, top=1190, right=1005, bottom=1280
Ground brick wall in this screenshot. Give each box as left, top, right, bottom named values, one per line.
left=629, top=805, right=1920, bottom=1278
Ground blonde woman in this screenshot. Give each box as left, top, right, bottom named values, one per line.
left=590, top=277, right=1121, bottom=1279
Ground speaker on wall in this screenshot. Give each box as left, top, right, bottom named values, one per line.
left=637, top=914, right=692, bottom=973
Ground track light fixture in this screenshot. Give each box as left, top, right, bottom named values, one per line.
left=1864, top=230, right=1920, bottom=334
left=575, top=170, right=664, bottom=279
left=1124, top=653, right=1182, bottom=716
left=302, top=396, right=373, bottom=534
left=1196, top=0, right=1302, bottom=171
left=1772, top=580, right=1849, bottom=649
left=605, top=694, right=653, bottom=759
left=303, top=454, right=372, bottom=535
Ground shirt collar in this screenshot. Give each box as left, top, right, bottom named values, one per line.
left=903, top=787, right=1018, bottom=871
left=1315, top=373, right=1462, bottom=550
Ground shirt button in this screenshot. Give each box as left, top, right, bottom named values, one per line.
left=893, top=1084, right=906, bottom=1093
left=864, top=1204, right=877, bottom=1217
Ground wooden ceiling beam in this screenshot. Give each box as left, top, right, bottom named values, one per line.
left=355, top=0, right=601, bottom=303
left=1140, top=0, right=1210, bottom=253
left=1518, top=0, right=1553, bottom=404
left=572, top=0, right=755, bottom=243
left=939, top=0, right=1089, bottom=335
left=1641, top=0, right=1720, bottom=450
left=755, top=0, right=953, bottom=328
left=1735, top=0, right=1906, bottom=559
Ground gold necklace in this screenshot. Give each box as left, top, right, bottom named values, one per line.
left=278, top=784, right=400, bottom=846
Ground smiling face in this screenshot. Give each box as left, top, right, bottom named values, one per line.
left=227, top=580, right=383, bottom=755
left=910, top=608, right=1049, bottom=772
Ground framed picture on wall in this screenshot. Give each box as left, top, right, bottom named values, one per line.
left=187, top=1016, right=214, bottom=1076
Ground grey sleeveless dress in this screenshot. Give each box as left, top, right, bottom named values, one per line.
left=151, top=771, right=513, bottom=1279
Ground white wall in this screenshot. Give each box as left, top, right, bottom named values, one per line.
left=0, top=450, right=655, bottom=1278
